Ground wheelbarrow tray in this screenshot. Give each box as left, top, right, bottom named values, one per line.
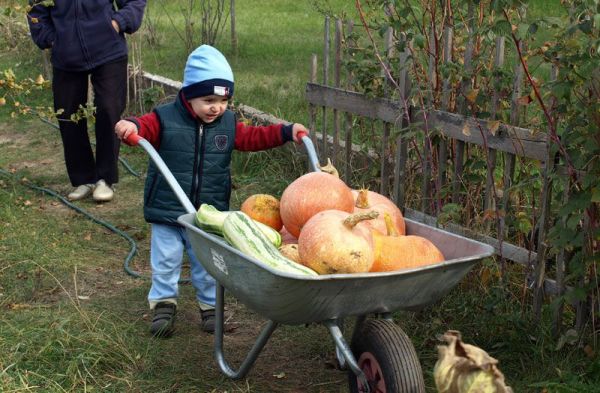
left=178, top=213, right=493, bottom=325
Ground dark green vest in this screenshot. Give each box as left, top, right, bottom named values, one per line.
left=143, top=96, right=236, bottom=225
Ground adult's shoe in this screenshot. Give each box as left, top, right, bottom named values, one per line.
left=93, top=179, right=113, bottom=202
left=67, top=184, right=93, bottom=201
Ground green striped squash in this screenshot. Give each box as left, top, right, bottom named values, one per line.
left=223, top=211, right=317, bottom=276
left=195, top=204, right=281, bottom=247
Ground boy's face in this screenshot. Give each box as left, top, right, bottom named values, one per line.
left=189, top=95, right=229, bottom=123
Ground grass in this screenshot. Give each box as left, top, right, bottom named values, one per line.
left=1, top=1, right=599, bottom=392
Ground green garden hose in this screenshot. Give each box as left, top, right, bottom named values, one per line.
left=0, top=167, right=142, bottom=279
left=2, top=120, right=192, bottom=283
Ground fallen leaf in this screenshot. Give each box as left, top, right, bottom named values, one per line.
left=77, top=295, right=90, bottom=300
left=84, top=233, right=92, bottom=241
left=273, top=372, right=286, bottom=379
left=7, top=303, right=31, bottom=310
left=480, top=267, right=492, bottom=287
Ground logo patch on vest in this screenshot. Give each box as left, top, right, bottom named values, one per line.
left=214, top=135, right=229, bottom=151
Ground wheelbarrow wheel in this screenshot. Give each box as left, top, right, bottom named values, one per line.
left=348, top=319, right=425, bottom=393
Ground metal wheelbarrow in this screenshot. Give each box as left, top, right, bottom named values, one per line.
left=127, top=131, right=494, bottom=393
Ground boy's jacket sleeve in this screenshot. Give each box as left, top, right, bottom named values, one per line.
left=235, top=122, right=291, bottom=151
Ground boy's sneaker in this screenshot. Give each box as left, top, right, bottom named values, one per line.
left=200, top=308, right=216, bottom=333
left=150, top=302, right=177, bottom=338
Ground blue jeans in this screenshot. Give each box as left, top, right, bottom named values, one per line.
left=148, top=223, right=216, bottom=310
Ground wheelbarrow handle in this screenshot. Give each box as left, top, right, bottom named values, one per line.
left=125, top=133, right=197, bottom=215
left=297, top=131, right=321, bottom=173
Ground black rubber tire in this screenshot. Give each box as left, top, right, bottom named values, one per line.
left=348, top=319, right=425, bottom=393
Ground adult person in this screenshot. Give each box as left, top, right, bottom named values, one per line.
left=27, top=0, right=147, bottom=202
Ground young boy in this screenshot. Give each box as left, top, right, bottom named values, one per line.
left=115, top=45, right=309, bottom=337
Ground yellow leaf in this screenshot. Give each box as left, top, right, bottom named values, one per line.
left=487, top=120, right=500, bottom=136
left=480, top=267, right=492, bottom=287
left=462, top=123, right=471, bottom=137
left=8, top=303, right=31, bottom=310
left=35, top=74, right=45, bottom=85
left=516, top=95, right=533, bottom=105
left=84, top=233, right=92, bottom=241
left=30, top=17, right=39, bottom=24
left=0, top=97, right=6, bottom=106
left=465, top=89, right=479, bottom=103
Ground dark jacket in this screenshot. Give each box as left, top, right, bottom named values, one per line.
left=144, top=97, right=236, bottom=225
left=128, top=92, right=293, bottom=226
left=27, top=0, right=146, bottom=71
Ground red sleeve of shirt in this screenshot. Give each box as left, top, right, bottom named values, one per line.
left=125, top=112, right=161, bottom=148
left=234, top=122, right=284, bottom=151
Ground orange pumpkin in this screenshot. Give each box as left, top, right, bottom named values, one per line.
left=280, top=172, right=354, bottom=238
left=298, top=210, right=378, bottom=274
left=352, top=188, right=406, bottom=235
left=240, top=194, right=283, bottom=231
left=370, top=213, right=444, bottom=272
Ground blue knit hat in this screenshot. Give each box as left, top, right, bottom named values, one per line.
left=181, top=45, right=234, bottom=99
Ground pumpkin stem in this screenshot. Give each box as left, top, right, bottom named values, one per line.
left=318, top=158, right=339, bottom=178
left=343, top=211, right=379, bottom=229
left=355, top=188, right=371, bottom=208
left=384, top=212, right=399, bottom=237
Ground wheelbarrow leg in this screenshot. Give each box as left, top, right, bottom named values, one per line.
left=324, top=319, right=371, bottom=393
left=213, top=283, right=279, bottom=379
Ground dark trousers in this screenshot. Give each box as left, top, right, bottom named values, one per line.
left=52, top=57, right=127, bottom=186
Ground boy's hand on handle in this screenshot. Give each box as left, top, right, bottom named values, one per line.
left=292, top=123, right=310, bottom=144
left=115, top=120, right=138, bottom=143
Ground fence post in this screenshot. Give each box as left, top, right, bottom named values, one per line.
left=422, top=23, right=436, bottom=214
left=392, top=34, right=411, bottom=209
left=380, top=25, right=394, bottom=197
left=437, top=25, right=453, bottom=215
left=552, top=180, right=570, bottom=337
left=309, top=54, right=319, bottom=155
left=498, top=22, right=526, bottom=278
left=321, top=16, right=330, bottom=159
left=485, top=37, right=505, bottom=232
left=533, top=65, right=559, bottom=323
left=344, top=20, right=354, bottom=184
left=230, top=0, right=237, bottom=54
left=452, top=2, right=475, bottom=206
left=332, top=18, right=342, bottom=168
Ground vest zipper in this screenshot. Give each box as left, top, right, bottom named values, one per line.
left=191, top=124, right=204, bottom=206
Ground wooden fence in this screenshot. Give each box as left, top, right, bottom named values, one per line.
left=305, top=16, right=582, bottom=333
left=124, top=14, right=585, bottom=334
